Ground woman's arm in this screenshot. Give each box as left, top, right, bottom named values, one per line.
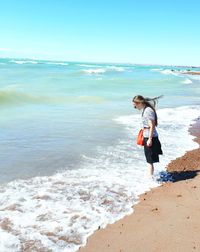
left=147, top=119, right=155, bottom=147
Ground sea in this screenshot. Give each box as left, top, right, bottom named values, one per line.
left=0, top=58, right=200, bottom=252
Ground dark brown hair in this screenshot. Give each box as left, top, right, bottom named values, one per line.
left=132, top=95, right=163, bottom=126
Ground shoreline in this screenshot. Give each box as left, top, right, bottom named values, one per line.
left=182, top=71, right=200, bottom=75
left=78, top=117, right=200, bottom=252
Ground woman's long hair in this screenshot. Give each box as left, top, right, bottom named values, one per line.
left=132, top=95, right=163, bottom=126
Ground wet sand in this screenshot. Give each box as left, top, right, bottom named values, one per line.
left=78, top=117, right=200, bottom=252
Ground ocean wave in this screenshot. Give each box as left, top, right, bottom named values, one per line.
left=114, top=105, right=199, bottom=162
left=0, top=118, right=160, bottom=252
left=0, top=105, right=199, bottom=251
left=160, top=69, right=179, bottom=76
left=10, top=60, right=38, bottom=64
left=150, top=68, right=163, bottom=72
left=0, top=89, right=38, bottom=105
left=0, top=89, right=106, bottom=106
left=152, top=68, right=198, bottom=80
left=0, top=167, right=150, bottom=252
left=82, top=68, right=106, bottom=74
left=82, top=66, right=125, bottom=74
left=46, top=62, right=69, bottom=66
left=150, top=68, right=183, bottom=76
left=182, top=78, right=193, bottom=84
left=106, top=66, right=125, bottom=72
left=77, top=64, right=102, bottom=68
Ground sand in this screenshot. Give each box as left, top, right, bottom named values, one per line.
left=182, top=71, right=200, bottom=75
left=78, top=117, right=200, bottom=252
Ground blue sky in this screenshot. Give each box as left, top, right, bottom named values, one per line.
left=0, top=0, right=200, bottom=65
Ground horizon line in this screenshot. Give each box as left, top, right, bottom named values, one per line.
left=0, top=56, right=199, bottom=68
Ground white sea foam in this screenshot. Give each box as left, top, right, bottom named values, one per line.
left=0, top=105, right=199, bottom=251
left=10, top=60, right=38, bottom=64
left=0, top=230, right=21, bottom=252
left=151, top=68, right=176, bottom=75
left=160, top=69, right=179, bottom=76
left=27, top=60, right=38, bottom=64
left=182, top=78, right=193, bottom=84
left=46, top=62, right=69, bottom=66
left=78, top=64, right=102, bottom=68
left=10, top=60, right=24, bottom=64
left=82, top=68, right=106, bottom=74
left=150, top=68, right=164, bottom=72
left=115, top=105, right=199, bottom=165
left=82, top=66, right=125, bottom=74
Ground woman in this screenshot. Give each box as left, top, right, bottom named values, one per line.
left=132, top=95, right=163, bottom=178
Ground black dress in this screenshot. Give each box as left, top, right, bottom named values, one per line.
left=143, top=137, right=163, bottom=164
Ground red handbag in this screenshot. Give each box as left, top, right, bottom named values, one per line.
left=137, top=129, right=144, bottom=146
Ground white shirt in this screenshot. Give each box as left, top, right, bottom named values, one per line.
left=141, top=106, right=158, bottom=138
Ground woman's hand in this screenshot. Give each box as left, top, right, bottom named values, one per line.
left=147, top=119, right=155, bottom=147
left=147, top=138, right=152, bottom=147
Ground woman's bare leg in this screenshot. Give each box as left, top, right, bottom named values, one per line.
left=147, top=163, right=154, bottom=176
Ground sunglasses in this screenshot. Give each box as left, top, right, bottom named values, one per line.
left=133, top=101, right=141, bottom=104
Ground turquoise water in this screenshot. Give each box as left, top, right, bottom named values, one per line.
left=0, top=58, right=199, bottom=182
left=0, top=58, right=200, bottom=251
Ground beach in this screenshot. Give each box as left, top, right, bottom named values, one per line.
left=1, top=1, right=200, bottom=250
left=0, top=59, right=200, bottom=251
left=78, top=117, right=200, bottom=252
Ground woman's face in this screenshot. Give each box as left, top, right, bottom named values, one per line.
left=133, top=100, right=144, bottom=110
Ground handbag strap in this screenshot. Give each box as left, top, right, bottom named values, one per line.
left=142, top=106, right=147, bottom=117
